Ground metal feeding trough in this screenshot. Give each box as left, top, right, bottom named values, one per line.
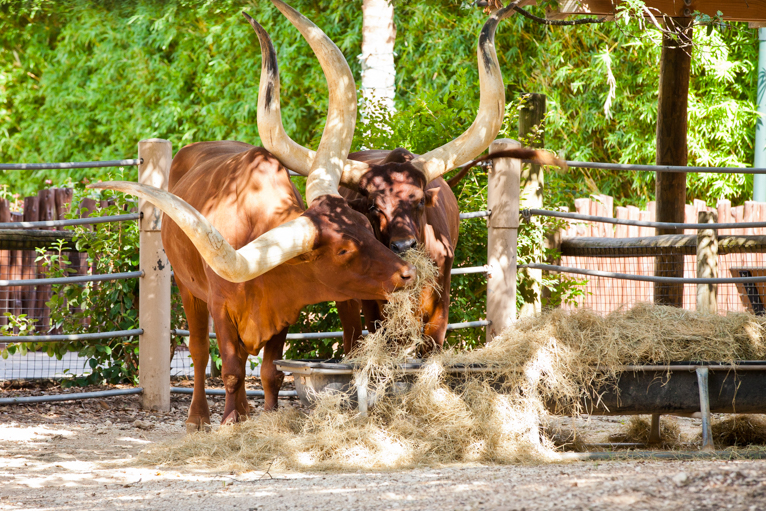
left=276, top=359, right=766, bottom=449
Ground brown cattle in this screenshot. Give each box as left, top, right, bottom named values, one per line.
left=89, top=0, right=415, bottom=430
left=256, top=3, right=564, bottom=351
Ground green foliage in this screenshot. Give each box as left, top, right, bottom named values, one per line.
left=1, top=0, right=758, bottom=204
left=26, top=179, right=187, bottom=386
left=0, top=313, right=38, bottom=360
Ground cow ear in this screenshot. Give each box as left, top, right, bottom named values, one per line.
left=346, top=197, right=368, bottom=213
left=425, top=188, right=440, bottom=207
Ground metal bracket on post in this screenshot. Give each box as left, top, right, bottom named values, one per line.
left=486, top=139, right=521, bottom=343
left=138, top=139, right=172, bottom=412
left=696, top=366, right=714, bottom=451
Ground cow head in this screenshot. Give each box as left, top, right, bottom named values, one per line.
left=299, top=194, right=415, bottom=299
left=257, top=3, right=563, bottom=253
left=347, top=149, right=433, bottom=255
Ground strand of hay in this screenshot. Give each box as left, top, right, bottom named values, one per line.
left=140, top=271, right=766, bottom=472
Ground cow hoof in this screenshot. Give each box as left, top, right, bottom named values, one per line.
left=221, top=410, right=242, bottom=425
left=185, top=420, right=211, bottom=434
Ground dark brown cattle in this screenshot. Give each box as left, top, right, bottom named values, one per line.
left=90, top=1, right=416, bottom=430
left=336, top=148, right=459, bottom=352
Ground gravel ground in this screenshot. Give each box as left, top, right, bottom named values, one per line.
left=2, top=379, right=766, bottom=510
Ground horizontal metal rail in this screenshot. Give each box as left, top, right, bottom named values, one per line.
left=0, top=388, right=143, bottom=405
left=0, top=270, right=143, bottom=287
left=0, top=213, right=139, bottom=230
left=522, top=263, right=766, bottom=284
left=565, top=161, right=766, bottom=175
left=170, top=387, right=297, bottom=398
left=446, top=320, right=490, bottom=330
left=0, top=159, right=141, bottom=170
left=451, top=265, right=490, bottom=275
left=172, top=319, right=489, bottom=341
left=459, top=210, right=491, bottom=220
left=529, top=208, right=766, bottom=230
left=2, top=329, right=143, bottom=343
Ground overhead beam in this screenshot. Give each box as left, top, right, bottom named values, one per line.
left=548, top=0, right=766, bottom=22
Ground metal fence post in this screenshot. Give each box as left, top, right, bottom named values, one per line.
left=696, top=210, right=718, bottom=314
left=486, top=139, right=521, bottom=343
left=138, top=139, right=172, bottom=411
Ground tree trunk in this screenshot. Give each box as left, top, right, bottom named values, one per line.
left=361, top=0, right=396, bottom=117
left=654, top=20, right=692, bottom=307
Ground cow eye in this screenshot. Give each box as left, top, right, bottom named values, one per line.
left=418, top=198, right=425, bottom=208
left=368, top=204, right=379, bottom=213
left=338, top=248, right=351, bottom=256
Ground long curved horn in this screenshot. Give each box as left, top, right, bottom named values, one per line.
left=259, top=0, right=368, bottom=202
left=410, top=4, right=516, bottom=183
left=87, top=182, right=317, bottom=283
left=246, top=9, right=370, bottom=192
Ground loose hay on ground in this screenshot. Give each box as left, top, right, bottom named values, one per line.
left=709, top=415, right=766, bottom=447
left=141, top=265, right=766, bottom=472
left=608, top=416, right=682, bottom=448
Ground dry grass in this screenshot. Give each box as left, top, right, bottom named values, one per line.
left=608, top=416, right=682, bottom=447
left=709, top=415, right=766, bottom=447
left=141, top=292, right=766, bottom=472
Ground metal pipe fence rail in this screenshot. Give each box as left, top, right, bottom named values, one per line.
left=171, top=320, right=491, bottom=342
left=527, top=208, right=766, bottom=230
left=0, top=270, right=144, bottom=287
left=0, top=159, right=142, bottom=171
left=0, top=213, right=139, bottom=230
left=3, top=329, right=143, bottom=343
left=521, top=263, right=766, bottom=284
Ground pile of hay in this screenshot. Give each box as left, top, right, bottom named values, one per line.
left=141, top=262, right=766, bottom=472
left=608, top=416, right=682, bottom=448
left=709, top=415, right=766, bottom=447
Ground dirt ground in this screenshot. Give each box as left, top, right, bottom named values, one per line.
left=2, top=379, right=766, bottom=511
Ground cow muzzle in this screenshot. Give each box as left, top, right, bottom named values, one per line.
left=395, top=262, right=417, bottom=290
left=390, top=238, right=418, bottom=254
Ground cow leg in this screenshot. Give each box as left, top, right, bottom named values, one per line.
left=422, top=280, right=451, bottom=355
left=234, top=344, right=251, bottom=420
left=177, top=281, right=212, bottom=433
left=337, top=299, right=364, bottom=354
left=261, top=328, right=287, bottom=411
left=210, top=308, right=248, bottom=425
left=361, top=300, right=383, bottom=334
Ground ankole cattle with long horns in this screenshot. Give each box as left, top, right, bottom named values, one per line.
left=89, top=0, right=417, bottom=430
left=255, top=2, right=564, bottom=352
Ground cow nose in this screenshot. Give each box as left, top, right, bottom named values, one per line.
left=399, top=263, right=417, bottom=287
left=390, top=238, right=417, bottom=254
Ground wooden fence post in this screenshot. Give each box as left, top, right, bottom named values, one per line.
left=138, top=139, right=172, bottom=411
left=518, top=92, right=546, bottom=317
left=486, top=139, right=521, bottom=343
left=696, top=210, right=718, bottom=314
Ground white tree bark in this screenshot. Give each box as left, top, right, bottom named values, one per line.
left=360, top=0, right=396, bottom=116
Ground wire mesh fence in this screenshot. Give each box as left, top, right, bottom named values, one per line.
left=558, top=252, right=760, bottom=312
